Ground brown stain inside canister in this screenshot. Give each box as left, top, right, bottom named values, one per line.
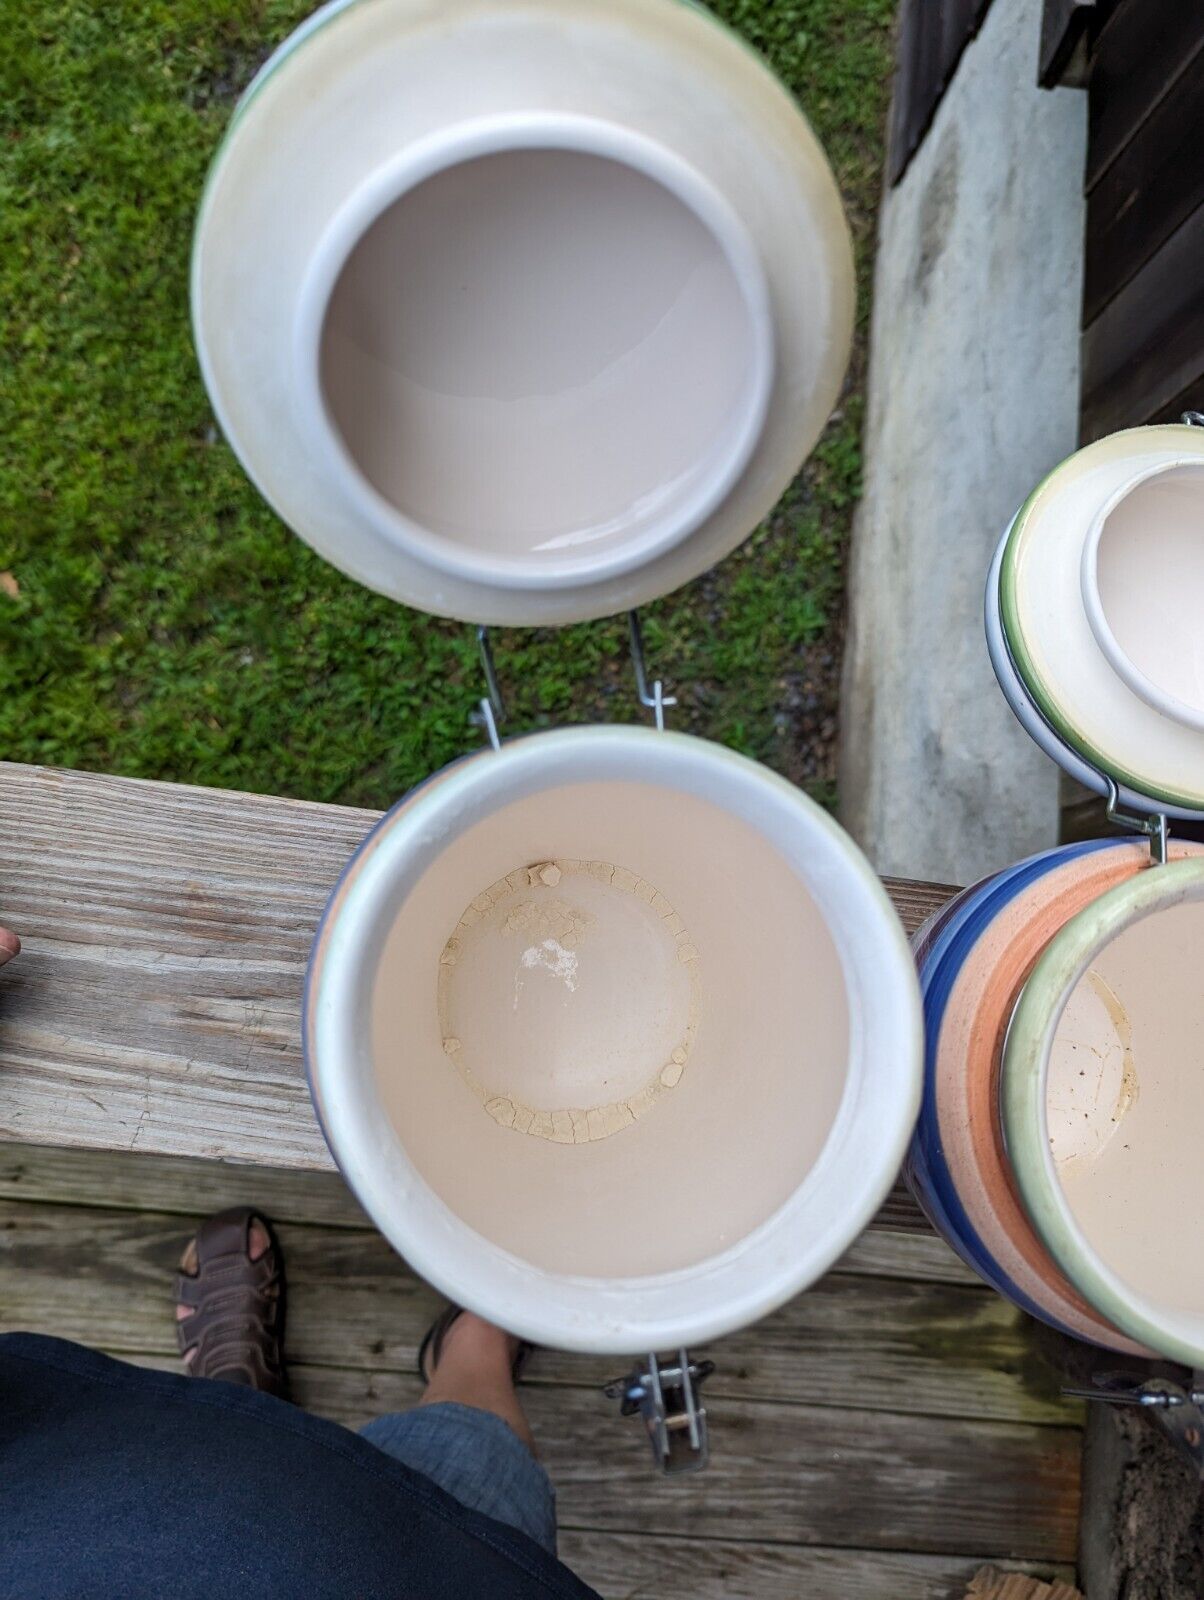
left=437, top=857, right=701, bottom=1143
left=1052, top=898, right=1204, bottom=1319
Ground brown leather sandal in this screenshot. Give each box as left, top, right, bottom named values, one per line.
left=174, top=1207, right=289, bottom=1400
left=418, top=1304, right=533, bottom=1384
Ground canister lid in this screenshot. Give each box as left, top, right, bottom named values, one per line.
left=192, top=0, right=854, bottom=626
left=989, top=423, right=1204, bottom=821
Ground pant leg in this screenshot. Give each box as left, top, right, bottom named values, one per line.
left=360, top=1402, right=558, bottom=1555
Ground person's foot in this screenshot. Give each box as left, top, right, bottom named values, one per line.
left=174, top=1207, right=289, bottom=1400
left=419, top=1308, right=525, bottom=1385
left=419, top=1308, right=537, bottom=1454
left=0, top=926, right=20, bottom=967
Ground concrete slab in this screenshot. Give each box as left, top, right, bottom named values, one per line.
left=840, top=0, right=1086, bottom=885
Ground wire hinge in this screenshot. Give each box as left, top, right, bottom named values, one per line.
left=604, top=1350, right=714, bottom=1474
left=1104, top=779, right=1169, bottom=866
left=1065, top=1374, right=1204, bottom=1480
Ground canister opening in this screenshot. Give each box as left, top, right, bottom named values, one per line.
left=369, top=776, right=850, bottom=1279
left=299, top=118, right=774, bottom=589
left=1085, top=461, right=1204, bottom=731
left=1047, top=895, right=1204, bottom=1342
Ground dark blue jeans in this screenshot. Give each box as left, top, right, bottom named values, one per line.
left=0, top=1334, right=596, bottom=1600
left=362, top=1401, right=558, bottom=1553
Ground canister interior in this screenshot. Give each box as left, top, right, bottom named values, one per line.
left=1049, top=896, right=1204, bottom=1323
left=1093, top=462, right=1204, bottom=724
left=318, top=146, right=763, bottom=578
left=370, top=779, right=849, bottom=1278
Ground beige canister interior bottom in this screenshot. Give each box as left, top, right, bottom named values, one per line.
left=371, top=780, right=849, bottom=1278
left=1050, top=899, right=1204, bottom=1316
left=437, top=856, right=701, bottom=1143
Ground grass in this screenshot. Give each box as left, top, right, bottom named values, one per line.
left=0, top=0, right=895, bottom=810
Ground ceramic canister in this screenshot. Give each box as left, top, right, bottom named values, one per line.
left=1002, top=858, right=1204, bottom=1367
left=191, top=0, right=855, bottom=627
left=910, top=837, right=1204, bottom=1355
left=993, top=422, right=1204, bottom=818
left=964, top=424, right=1204, bottom=1365
left=305, top=727, right=922, bottom=1354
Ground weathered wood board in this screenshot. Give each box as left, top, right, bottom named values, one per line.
left=553, top=1534, right=1076, bottom=1600
left=0, top=1183, right=1078, bottom=1427
left=0, top=761, right=956, bottom=1167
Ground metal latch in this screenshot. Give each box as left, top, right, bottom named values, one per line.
left=1103, top=778, right=1170, bottom=866
left=604, top=1350, right=714, bottom=1473
left=470, top=606, right=676, bottom=749
left=1064, top=1373, right=1204, bottom=1479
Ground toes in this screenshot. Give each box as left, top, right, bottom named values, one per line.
left=248, top=1220, right=270, bottom=1262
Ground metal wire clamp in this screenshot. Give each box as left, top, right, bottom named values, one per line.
left=469, top=610, right=677, bottom=747
left=1064, top=1373, right=1204, bottom=1479
left=604, top=1351, right=715, bottom=1473
left=1103, top=778, right=1170, bottom=866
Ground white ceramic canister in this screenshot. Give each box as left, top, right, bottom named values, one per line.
left=305, top=728, right=921, bottom=1354
left=191, top=0, right=854, bottom=626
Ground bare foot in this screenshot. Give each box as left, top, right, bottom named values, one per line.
left=0, top=926, right=20, bottom=967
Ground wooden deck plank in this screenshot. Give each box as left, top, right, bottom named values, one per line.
left=0, top=1139, right=966, bottom=1279
left=82, top=1349, right=1076, bottom=1560
left=0, top=761, right=956, bottom=1166
left=307, top=1369, right=1080, bottom=1561
left=1085, top=0, right=1204, bottom=190
left=554, top=1532, right=1076, bottom=1600
left=1081, top=201, right=1204, bottom=440
left=0, top=1196, right=1077, bottom=1426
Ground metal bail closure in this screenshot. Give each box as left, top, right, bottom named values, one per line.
left=628, top=611, right=677, bottom=732
left=468, top=610, right=678, bottom=748
left=1064, top=1373, right=1204, bottom=1481
left=604, top=1350, right=715, bottom=1473
left=1103, top=778, right=1170, bottom=867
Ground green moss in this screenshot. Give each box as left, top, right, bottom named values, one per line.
left=0, top=0, right=895, bottom=808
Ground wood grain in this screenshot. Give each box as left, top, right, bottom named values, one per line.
left=887, top=0, right=994, bottom=186
left=289, top=1369, right=1081, bottom=1560
left=1080, top=201, right=1204, bottom=441
left=80, top=1348, right=1077, bottom=1560
left=553, top=1533, right=1076, bottom=1600
left=1083, top=51, right=1204, bottom=324
left=0, top=761, right=957, bottom=1167
left=0, top=762, right=371, bottom=1167
left=0, top=1196, right=1078, bottom=1425
left=0, top=1140, right=964, bottom=1281
left=1086, top=0, right=1204, bottom=189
